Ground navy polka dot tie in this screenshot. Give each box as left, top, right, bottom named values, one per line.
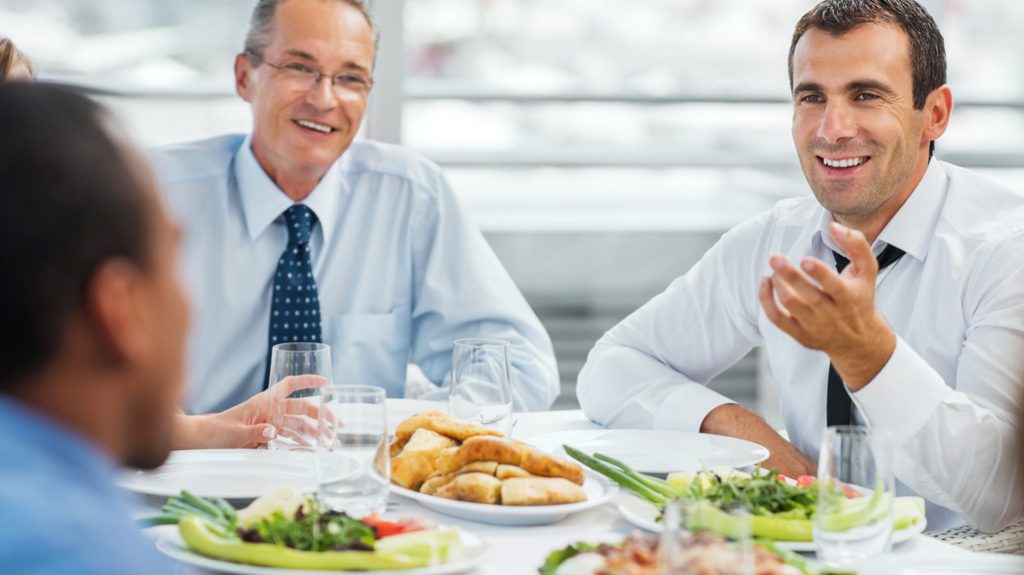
left=263, top=204, right=323, bottom=389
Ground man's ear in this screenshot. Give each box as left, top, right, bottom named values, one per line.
left=85, top=259, right=151, bottom=366
left=235, top=53, right=255, bottom=103
left=923, top=84, right=953, bottom=146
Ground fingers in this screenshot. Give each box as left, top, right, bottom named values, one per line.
left=769, top=255, right=827, bottom=307
left=273, top=374, right=329, bottom=398
left=829, top=222, right=877, bottom=277
left=759, top=275, right=800, bottom=335
left=277, top=414, right=320, bottom=441
left=798, top=257, right=847, bottom=299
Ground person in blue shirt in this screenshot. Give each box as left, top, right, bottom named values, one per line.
left=151, top=0, right=559, bottom=421
left=0, top=84, right=185, bottom=573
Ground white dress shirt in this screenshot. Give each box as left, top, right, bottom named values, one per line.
left=150, top=135, right=558, bottom=414
left=578, top=160, right=1024, bottom=532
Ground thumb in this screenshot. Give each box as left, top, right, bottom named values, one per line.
left=830, top=222, right=876, bottom=278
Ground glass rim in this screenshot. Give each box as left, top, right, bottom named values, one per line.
left=271, top=342, right=330, bottom=353
left=453, top=337, right=511, bottom=348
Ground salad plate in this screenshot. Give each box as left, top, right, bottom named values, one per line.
left=391, top=472, right=618, bottom=526
left=616, top=492, right=927, bottom=551
left=524, top=429, right=769, bottom=474
left=119, top=449, right=356, bottom=500
left=156, top=529, right=487, bottom=575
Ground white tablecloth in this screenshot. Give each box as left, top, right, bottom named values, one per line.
left=148, top=399, right=989, bottom=575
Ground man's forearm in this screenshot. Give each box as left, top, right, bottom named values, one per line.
left=700, top=403, right=815, bottom=478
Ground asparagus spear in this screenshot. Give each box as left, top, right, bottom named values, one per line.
left=563, top=444, right=668, bottom=505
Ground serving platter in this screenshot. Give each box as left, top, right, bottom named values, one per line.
left=390, top=472, right=618, bottom=526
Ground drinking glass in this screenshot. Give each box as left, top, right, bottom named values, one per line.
left=266, top=342, right=331, bottom=451
left=317, top=385, right=390, bottom=518
left=448, top=338, right=513, bottom=435
left=814, top=425, right=894, bottom=571
left=659, top=499, right=753, bottom=575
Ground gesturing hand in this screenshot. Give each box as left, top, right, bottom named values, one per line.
left=758, top=222, right=897, bottom=391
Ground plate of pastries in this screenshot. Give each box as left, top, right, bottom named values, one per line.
left=388, top=412, right=617, bottom=525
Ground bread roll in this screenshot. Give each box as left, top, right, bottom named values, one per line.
left=500, top=477, right=587, bottom=506
left=390, top=428, right=457, bottom=490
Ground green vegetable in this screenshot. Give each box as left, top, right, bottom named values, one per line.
left=538, top=542, right=597, bottom=575
left=563, top=445, right=668, bottom=506
left=138, top=492, right=237, bottom=533
left=567, top=447, right=924, bottom=544
left=593, top=453, right=678, bottom=500
left=179, top=516, right=435, bottom=570
left=245, top=508, right=376, bottom=552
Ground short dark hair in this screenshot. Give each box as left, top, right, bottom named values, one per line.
left=0, top=84, right=152, bottom=388
left=788, top=0, right=947, bottom=110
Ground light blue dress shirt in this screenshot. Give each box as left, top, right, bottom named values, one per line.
left=150, top=135, right=558, bottom=414
left=0, top=396, right=171, bottom=574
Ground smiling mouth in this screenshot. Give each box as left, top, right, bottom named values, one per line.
left=819, top=156, right=870, bottom=169
left=294, top=119, right=335, bottom=134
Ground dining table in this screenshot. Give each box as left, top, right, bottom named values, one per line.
left=138, top=399, right=1015, bottom=575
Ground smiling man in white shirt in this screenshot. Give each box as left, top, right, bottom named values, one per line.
left=578, top=0, right=1024, bottom=532
left=151, top=0, right=558, bottom=422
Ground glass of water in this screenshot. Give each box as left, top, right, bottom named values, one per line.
left=317, top=385, right=389, bottom=518
left=448, top=338, right=513, bottom=435
left=814, top=425, right=894, bottom=571
left=266, top=342, right=330, bottom=451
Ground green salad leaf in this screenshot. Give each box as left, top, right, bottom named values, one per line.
left=538, top=542, right=597, bottom=575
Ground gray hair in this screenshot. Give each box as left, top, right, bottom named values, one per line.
left=243, top=0, right=378, bottom=61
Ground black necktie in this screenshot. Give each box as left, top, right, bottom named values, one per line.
left=825, top=244, right=905, bottom=426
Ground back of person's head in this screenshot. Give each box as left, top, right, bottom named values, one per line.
left=0, top=36, right=34, bottom=80
left=0, top=84, right=152, bottom=389
left=0, top=83, right=188, bottom=469
left=789, top=0, right=946, bottom=110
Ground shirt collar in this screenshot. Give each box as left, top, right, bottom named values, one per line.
left=812, top=159, right=949, bottom=263
left=234, top=135, right=349, bottom=246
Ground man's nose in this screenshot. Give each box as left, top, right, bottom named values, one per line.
left=818, top=101, right=858, bottom=144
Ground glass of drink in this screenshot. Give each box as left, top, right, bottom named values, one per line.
left=317, top=385, right=390, bottom=518
left=448, top=338, right=513, bottom=435
left=814, top=425, right=894, bottom=571
left=266, top=342, right=330, bottom=451
left=659, top=499, right=754, bottom=574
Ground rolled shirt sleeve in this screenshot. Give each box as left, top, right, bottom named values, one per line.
left=578, top=214, right=769, bottom=431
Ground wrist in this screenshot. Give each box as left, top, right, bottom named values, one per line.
left=830, top=314, right=897, bottom=392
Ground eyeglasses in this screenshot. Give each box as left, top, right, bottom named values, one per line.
left=245, top=50, right=373, bottom=96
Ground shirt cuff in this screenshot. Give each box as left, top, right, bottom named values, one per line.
left=851, top=336, right=953, bottom=446
left=652, top=382, right=735, bottom=433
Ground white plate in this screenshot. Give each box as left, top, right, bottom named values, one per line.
left=118, top=449, right=355, bottom=500
left=391, top=473, right=618, bottom=526
left=525, top=429, right=769, bottom=474
left=616, top=493, right=927, bottom=551
left=156, top=529, right=486, bottom=575
left=859, top=552, right=1024, bottom=575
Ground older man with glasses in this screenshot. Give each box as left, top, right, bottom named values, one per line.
left=151, top=0, right=558, bottom=439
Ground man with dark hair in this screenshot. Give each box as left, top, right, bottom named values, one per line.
left=0, top=83, right=182, bottom=572
left=579, top=0, right=1024, bottom=532
left=151, top=0, right=558, bottom=420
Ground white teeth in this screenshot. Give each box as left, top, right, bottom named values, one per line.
left=296, top=120, right=333, bottom=133
left=823, top=157, right=867, bottom=168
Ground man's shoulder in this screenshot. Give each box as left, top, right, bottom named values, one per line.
left=148, top=133, right=246, bottom=186
left=939, top=161, right=1024, bottom=244
left=343, top=140, right=445, bottom=194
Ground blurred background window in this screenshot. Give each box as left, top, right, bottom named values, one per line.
left=5, top=0, right=1023, bottom=414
